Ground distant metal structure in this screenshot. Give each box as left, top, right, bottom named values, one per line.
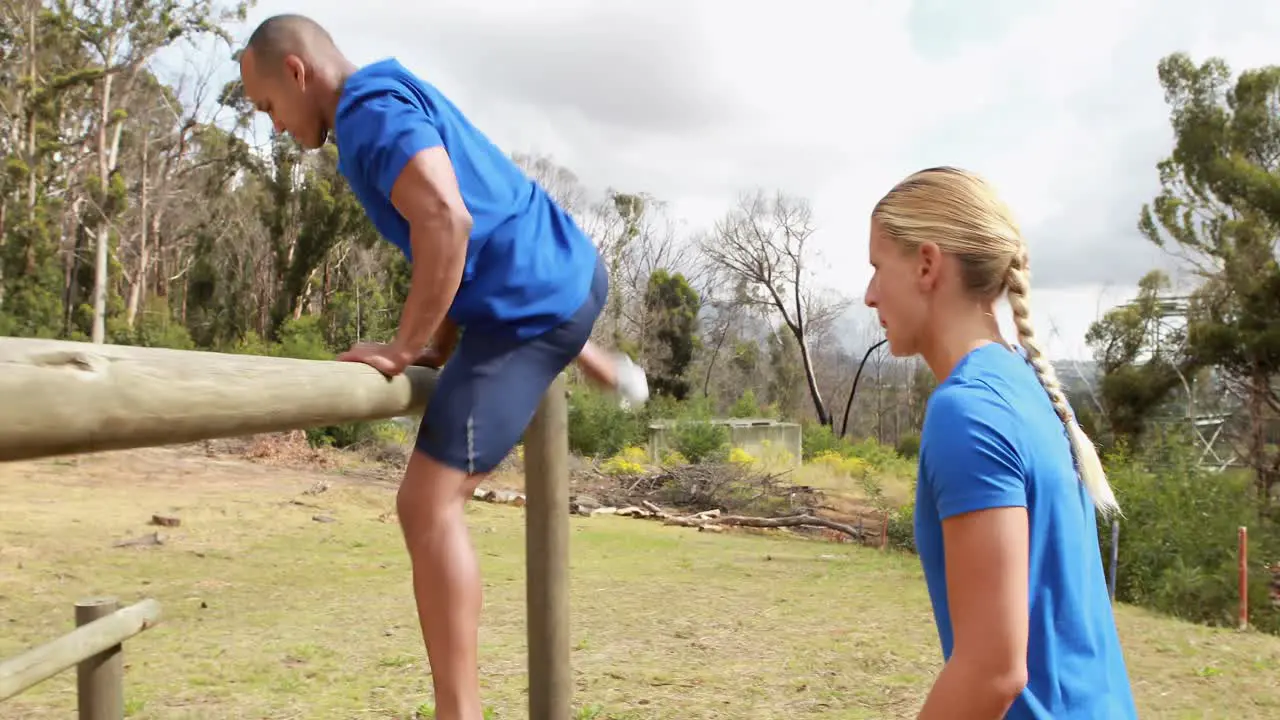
left=1114, top=291, right=1246, bottom=471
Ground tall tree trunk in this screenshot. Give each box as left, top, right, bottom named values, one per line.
left=91, top=71, right=115, bottom=343
left=125, top=138, right=150, bottom=327
left=91, top=74, right=128, bottom=343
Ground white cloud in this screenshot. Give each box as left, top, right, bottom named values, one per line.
left=217, top=0, right=1280, bottom=361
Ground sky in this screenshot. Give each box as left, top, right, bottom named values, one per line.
left=181, top=0, right=1280, bottom=361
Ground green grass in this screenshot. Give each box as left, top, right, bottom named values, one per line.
left=1, top=447, right=1279, bottom=718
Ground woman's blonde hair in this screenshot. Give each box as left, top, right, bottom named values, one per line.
left=872, top=166, right=1120, bottom=518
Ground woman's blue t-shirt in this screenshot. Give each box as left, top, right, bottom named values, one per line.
left=915, top=342, right=1137, bottom=718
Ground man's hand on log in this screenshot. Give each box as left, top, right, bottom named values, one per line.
left=336, top=342, right=416, bottom=378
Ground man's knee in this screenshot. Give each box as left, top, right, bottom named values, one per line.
left=396, top=450, right=477, bottom=540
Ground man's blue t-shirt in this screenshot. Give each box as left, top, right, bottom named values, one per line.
left=915, top=342, right=1136, bottom=719
left=333, top=58, right=600, bottom=339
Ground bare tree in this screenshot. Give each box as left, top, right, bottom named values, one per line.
left=701, top=189, right=852, bottom=425
left=511, top=151, right=586, bottom=215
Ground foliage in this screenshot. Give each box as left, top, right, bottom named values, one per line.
left=567, top=387, right=646, bottom=459
left=1085, top=270, right=1198, bottom=449
left=601, top=446, right=649, bottom=476
left=1139, top=52, right=1280, bottom=501
left=1102, top=430, right=1280, bottom=634
left=670, top=419, right=730, bottom=464
left=895, top=433, right=921, bottom=459
left=642, top=269, right=700, bottom=400
left=729, top=389, right=763, bottom=418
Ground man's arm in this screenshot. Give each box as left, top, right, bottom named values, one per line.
left=412, top=317, right=460, bottom=368
left=386, top=146, right=473, bottom=360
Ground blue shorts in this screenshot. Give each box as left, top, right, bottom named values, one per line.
left=415, top=257, right=607, bottom=474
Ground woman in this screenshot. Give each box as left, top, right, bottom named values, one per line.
left=863, top=167, right=1138, bottom=719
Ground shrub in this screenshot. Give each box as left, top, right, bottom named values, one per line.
left=728, top=447, right=756, bottom=467
left=895, top=432, right=921, bottom=458
left=801, top=423, right=844, bottom=460
left=671, top=419, right=730, bottom=464
left=1101, top=431, right=1280, bottom=634
left=568, top=387, right=645, bottom=458
left=811, top=450, right=870, bottom=478
left=660, top=449, right=689, bottom=465
left=885, top=494, right=917, bottom=552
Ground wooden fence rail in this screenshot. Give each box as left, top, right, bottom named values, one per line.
left=0, top=597, right=162, bottom=718
left=0, top=337, right=573, bottom=719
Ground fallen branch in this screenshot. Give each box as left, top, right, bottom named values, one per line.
left=664, top=512, right=868, bottom=542
left=450, top=485, right=879, bottom=546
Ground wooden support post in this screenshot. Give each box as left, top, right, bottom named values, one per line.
left=1239, top=525, right=1249, bottom=631
left=76, top=598, right=123, bottom=720
left=523, top=375, right=571, bottom=720
left=1108, top=519, right=1120, bottom=603
left=0, top=598, right=160, bottom=702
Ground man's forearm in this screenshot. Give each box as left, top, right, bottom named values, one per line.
left=917, top=657, right=1023, bottom=720
left=392, top=216, right=467, bottom=355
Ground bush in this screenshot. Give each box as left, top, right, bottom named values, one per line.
left=895, top=433, right=921, bottom=458
left=671, top=419, right=730, bottom=464
left=1102, top=431, right=1280, bottom=634
left=885, top=491, right=917, bottom=552
left=801, top=423, right=845, bottom=460
left=601, top=445, right=649, bottom=476
left=305, top=418, right=406, bottom=450
left=728, top=446, right=756, bottom=467
left=660, top=449, right=689, bottom=465
left=568, top=387, right=645, bottom=458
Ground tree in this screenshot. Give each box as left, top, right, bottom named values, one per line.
left=642, top=268, right=699, bottom=400
left=75, top=0, right=248, bottom=343
left=701, top=190, right=850, bottom=425
left=1140, top=52, right=1280, bottom=501
left=1084, top=269, right=1199, bottom=448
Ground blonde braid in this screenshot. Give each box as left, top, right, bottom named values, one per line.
left=1006, top=250, right=1121, bottom=518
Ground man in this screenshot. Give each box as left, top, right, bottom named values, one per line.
left=238, top=14, right=647, bottom=719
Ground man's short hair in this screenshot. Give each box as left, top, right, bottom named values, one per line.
left=244, top=14, right=335, bottom=65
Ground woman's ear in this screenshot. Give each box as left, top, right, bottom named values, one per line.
left=916, top=241, right=943, bottom=291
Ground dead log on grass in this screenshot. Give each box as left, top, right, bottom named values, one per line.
left=663, top=512, right=868, bottom=541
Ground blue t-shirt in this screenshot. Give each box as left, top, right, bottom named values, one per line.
left=915, top=342, right=1136, bottom=719
left=333, top=58, right=600, bottom=339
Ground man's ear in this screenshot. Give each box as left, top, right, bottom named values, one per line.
left=284, top=55, right=306, bottom=89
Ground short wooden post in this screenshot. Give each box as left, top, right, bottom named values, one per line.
left=1238, top=526, right=1249, bottom=631
left=1108, top=520, right=1120, bottom=602
left=523, top=375, right=571, bottom=719
left=75, top=598, right=123, bottom=720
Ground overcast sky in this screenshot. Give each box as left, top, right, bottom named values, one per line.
left=198, top=0, right=1279, bottom=360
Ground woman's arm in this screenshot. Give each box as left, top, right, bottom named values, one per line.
left=917, top=505, right=1029, bottom=719
left=915, top=384, right=1032, bottom=719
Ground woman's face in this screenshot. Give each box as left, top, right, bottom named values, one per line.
left=863, top=218, right=931, bottom=357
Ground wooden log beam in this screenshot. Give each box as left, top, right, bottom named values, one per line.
left=0, top=598, right=161, bottom=702
left=0, top=338, right=438, bottom=462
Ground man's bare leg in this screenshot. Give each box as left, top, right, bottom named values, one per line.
left=396, top=449, right=486, bottom=720
left=574, top=340, right=649, bottom=408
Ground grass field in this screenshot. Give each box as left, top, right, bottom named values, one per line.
left=2, top=445, right=1279, bottom=719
